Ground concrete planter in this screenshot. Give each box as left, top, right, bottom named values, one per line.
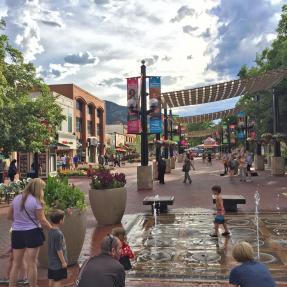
left=271, top=157, right=285, bottom=176
left=254, top=155, right=265, bottom=171
left=89, top=186, right=127, bottom=225
left=170, top=156, right=175, bottom=169
left=39, top=209, right=87, bottom=267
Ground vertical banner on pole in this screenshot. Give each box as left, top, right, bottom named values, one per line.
left=127, top=78, right=141, bottom=133
left=149, top=77, right=162, bottom=133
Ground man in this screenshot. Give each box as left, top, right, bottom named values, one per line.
left=157, top=157, right=166, bottom=184
left=76, top=235, right=125, bottom=287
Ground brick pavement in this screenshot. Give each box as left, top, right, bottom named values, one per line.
left=0, top=158, right=286, bottom=286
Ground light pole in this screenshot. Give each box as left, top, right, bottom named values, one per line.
left=140, top=60, right=149, bottom=166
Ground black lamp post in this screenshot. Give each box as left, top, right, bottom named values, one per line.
left=140, top=61, right=149, bottom=166
left=272, top=88, right=281, bottom=157
left=164, top=107, right=168, bottom=159
left=169, top=109, right=173, bottom=157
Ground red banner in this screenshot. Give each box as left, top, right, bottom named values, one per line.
left=127, top=78, right=141, bottom=133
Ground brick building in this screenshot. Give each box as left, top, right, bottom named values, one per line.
left=49, top=84, right=106, bottom=163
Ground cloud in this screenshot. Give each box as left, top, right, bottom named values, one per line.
left=207, top=0, right=281, bottom=76
left=162, top=56, right=172, bottom=61
left=42, top=63, right=80, bottom=80
left=38, top=10, right=65, bottom=28
left=162, top=76, right=178, bottom=86
left=182, top=25, right=198, bottom=34
left=64, top=51, right=99, bottom=66
left=144, top=55, right=159, bottom=66
left=200, top=28, right=211, bottom=39
left=170, top=5, right=195, bottom=23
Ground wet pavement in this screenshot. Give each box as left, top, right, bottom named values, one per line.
left=0, top=158, right=287, bottom=286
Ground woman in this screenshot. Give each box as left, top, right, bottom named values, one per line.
left=183, top=155, right=192, bottom=184
left=229, top=241, right=275, bottom=287
left=8, top=159, right=17, bottom=182
left=7, top=178, right=52, bottom=287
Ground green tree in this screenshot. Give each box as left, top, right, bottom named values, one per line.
left=236, top=4, right=287, bottom=136
left=0, top=25, right=64, bottom=156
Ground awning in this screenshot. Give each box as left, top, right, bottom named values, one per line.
left=50, top=143, right=71, bottom=151
left=115, top=147, right=126, bottom=153
left=175, top=108, right=237, bottom=124
left=162, top=66, right=287, bottom=108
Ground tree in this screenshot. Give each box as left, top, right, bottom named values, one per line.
left=0, top=24, right=64, bottom=156
left=236, top=4, right=287, bottom=136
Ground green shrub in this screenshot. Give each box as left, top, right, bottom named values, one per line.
left=44, top=176, right=86, bottom=212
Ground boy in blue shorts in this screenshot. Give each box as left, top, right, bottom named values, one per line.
left=210, top=185, right=230, bottom=237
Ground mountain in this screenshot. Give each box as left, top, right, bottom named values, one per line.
left=105, top=100, right=127, bottom=124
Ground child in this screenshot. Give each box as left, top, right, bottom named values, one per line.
left=210, top=185, right=230, bottom=237
left=48, top=210, right=68, bottom=287
left=112, top=227, right=135, bottom=270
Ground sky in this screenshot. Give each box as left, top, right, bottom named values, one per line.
left=0, top=0, right=284, bottom=117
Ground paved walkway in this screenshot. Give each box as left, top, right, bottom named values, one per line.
left=0, top=158, right=286, bottom=286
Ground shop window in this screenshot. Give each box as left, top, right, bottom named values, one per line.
left=87, top=120, right=92, bottom=135
left=76, top=100, right=82, bottom=111
left=88, top=105, right=93, bottom=115
left=68, top=114, right=72, bottom=133
left=96, top=123, right=100, bottom=136
left=97, top=109, right=101, bottom=118
left=76, top=117, right=82, bottom=132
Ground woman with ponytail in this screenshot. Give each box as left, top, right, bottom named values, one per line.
left=7, top=178, right=52, bottom=287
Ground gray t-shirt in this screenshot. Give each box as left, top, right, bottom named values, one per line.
left=48, top=228, right=67, bottom=270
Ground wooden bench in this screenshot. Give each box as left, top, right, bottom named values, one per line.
left=143, top=196, right=174, bottom=213
left=212, top=195, right=246, bottom=212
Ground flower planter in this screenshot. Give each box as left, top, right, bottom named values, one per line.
left=38, top=209, right=87, bottom=267
left=89, top=187, right=127, bottom=225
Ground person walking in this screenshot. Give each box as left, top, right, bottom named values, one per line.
left=229, top=241, right=276, bottom=287
left=8, top=159, right=17, bottom=182
left=182, top=155, right=192, bottom=184
left=75, top=235, right=125, bottom=287
left=157, top=158, right=166, bottom=184
left=73, top=155, right=79, bottom=170
left=246, top=153, right=253, bottom=182
left=7, top=178, right=52, bottom=287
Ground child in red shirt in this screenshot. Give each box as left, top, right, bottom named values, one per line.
left=112, top=227, right=135, bottom=270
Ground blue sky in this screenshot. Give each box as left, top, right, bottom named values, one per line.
left=0, top=0, right=284, bottom=116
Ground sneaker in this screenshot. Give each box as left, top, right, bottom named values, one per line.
left=222, top=232, right=230, bottom=236
left=209, top=233, right=218, bottom=237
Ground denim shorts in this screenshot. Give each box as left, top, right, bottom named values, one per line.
left=214, top=215, right=225, bottom=224
left=11, top=228, right=44, bottom=249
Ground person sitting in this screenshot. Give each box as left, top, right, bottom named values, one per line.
left=76, top=235, right=125, bottom=287
left=229, top=241, right=276, bottom=287
left=87, top=165, right=94, bottom=177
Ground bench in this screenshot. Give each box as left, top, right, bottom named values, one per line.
left=212, top=195, right=246, bottom=212
left=143, top=196, right=174, bottom=213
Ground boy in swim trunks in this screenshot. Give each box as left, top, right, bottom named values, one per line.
left=210, top=185, right=230, bottom=237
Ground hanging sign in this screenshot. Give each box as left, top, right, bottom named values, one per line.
left=149, top=77, right=162, bottom=133
left=127, top=78, right=141, bottom=133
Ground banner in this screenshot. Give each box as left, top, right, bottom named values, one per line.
left=149, top=77, right=162, bottom=133
left=127, top=78, right=141, bottom=133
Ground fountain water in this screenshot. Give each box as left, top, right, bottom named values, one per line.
left=273, top=193, right=281, bottom=236
left=254, top=185, right=260, bottom=260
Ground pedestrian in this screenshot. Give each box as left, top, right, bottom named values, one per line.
left=66, top=155, right=71, bottom=170
left=182, top=155, right=193, bottom=184
left=210, top=185, right=230, bottom=237
left=8, top=159, right=17, bottom=182
left=238, top=154, right=247, bottom=182
left=188, top=152, right=195, bottom=169
left=112, top=227, right=135, bottom=271
left=7, top=178, right=52, bottom=287
left=73, top=155, right=79, bottom=170
left=229, top=241, right=276, bottom=287
left=157, top=157, right=166, bottom=184
left=207, top=151, right=212, bottom=165
left=246, top=153, right=253, bottom=182
left=48, top=210, right=68, bottom=287
left=87, top=164, right=94, bottom=177
left=75, top=235, right=125, bottom=287
left=222, top=153, right=229, bottom=175
left=104, top=153, right=109, bottom=165
left=61, top=154, right=67, bottom=170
